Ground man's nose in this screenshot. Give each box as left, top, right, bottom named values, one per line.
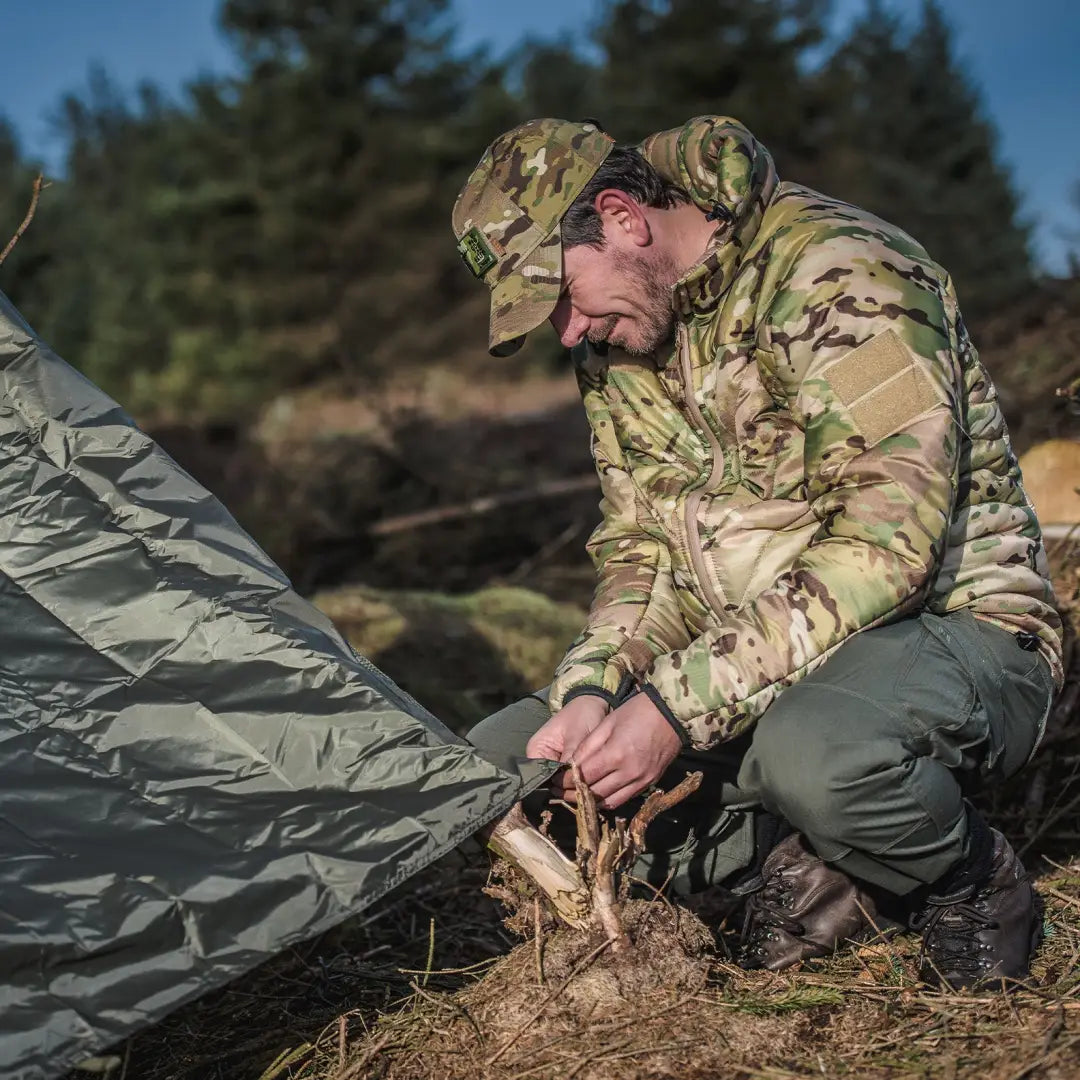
left=550, top=304, right=589, bottom=349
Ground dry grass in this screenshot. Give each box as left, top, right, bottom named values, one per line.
left=193, top=855, right=1080, bottom=1080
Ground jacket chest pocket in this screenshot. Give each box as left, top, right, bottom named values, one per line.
left=724, top=353, right=804, bottom=502
left=606, top=366, right=704, bottom=475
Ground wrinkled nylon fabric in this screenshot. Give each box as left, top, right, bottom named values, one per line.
left=0, top=294, right=552, bottom=1080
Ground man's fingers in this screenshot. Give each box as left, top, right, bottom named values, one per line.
left=549, top=766, right=575, bottom=795
left=583, top=765, right=639, bottom=803
left=526, top=723, right=564, bottom=761
left=600, top=783, right=643, bottom=811
left=569, top=716, right=615, bottom=768
left=526, top=741, right=561, bottom=762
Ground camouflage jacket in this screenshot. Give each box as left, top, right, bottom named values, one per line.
left=548, top=116, right=1063, bottom=749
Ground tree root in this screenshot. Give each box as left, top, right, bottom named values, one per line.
left=486, top=768, right=703, bottom=951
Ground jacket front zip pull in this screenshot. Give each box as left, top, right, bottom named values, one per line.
left=678, top=322, right=728, bottom=617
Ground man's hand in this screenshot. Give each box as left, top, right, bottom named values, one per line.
left=526, top=694, right=609, bottom=800
left=572, top=692, right=683, bottom=810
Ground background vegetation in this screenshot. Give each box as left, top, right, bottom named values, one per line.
left=0, top=0, right=1054, bottom=419
left=1, top=0, right=1078, bottom=621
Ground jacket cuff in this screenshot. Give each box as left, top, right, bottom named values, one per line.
left=640, top=683, right=692, bottom=747
left=561, top=684, right=619, bottom=709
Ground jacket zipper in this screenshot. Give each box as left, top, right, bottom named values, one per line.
left=678, top=323, right=729, bottom=616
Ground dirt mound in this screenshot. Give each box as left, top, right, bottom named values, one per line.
left=461, top=899, right=712, bottom=1036
left=341, top=897, right=772, bottom=1080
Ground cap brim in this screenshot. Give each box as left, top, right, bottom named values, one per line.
left=487, top=227, right=563, bottom=357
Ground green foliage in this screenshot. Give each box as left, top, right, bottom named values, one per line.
left=817, top=0, right=1033, bottom=318
left=590, top=0, right=829, bottom=153
left=0, top=0, right=1037, bottom=421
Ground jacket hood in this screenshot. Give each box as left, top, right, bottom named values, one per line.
left=639, top=116, right=778, bottom=315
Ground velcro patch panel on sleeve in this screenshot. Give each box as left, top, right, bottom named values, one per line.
left=821, top=328, right=944, bottom=445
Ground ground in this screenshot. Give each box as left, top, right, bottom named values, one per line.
left=111, top=851, right=1080, bottom=1080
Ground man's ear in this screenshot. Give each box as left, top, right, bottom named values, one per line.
left=594, top=189, right=652, bottom=247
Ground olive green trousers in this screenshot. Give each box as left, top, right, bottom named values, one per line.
left=466, top=610, right=1054, bottom=898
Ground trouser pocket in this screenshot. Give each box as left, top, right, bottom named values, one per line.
left=905, top=611, right=1051, bottom=783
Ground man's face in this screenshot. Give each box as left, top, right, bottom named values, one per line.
left=548, top=238, right=679, bottom=357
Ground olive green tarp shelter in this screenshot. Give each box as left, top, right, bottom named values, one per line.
left=0, top=295, right=552, bottom=1080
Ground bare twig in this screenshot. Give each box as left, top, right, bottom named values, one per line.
left=369, top=475, right=597, bottom=535
left=0, top=173, right=49, bottom=267
left=1041, top=884, right=1080, bottom=914
left=573, top=762, right=602, bottom=876
left=408, top=980, right=484, bottom=1045
left=421, top=916, right=436, bottom=986
left=565, top=1038, right=698, bottom=1078
left=1039, top=1004, right=1065, bottom=1056
left=533, top=897, right=545, bottom=985
left=572, top=763, right=631, bottom=951
left=506, top=519, right=584, bottom=583
left=334, top=1033, right=394, bottom=1080
left=1024, top=760, right=1052, bottom=840
left=1019, top=788, right=1080, bottom=857
left=623, top=771, right=703, bottom=868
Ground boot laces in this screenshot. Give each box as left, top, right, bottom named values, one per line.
left=913, top=896, right=1000, bottom=979
left=740, top=872, right=806, bottom=948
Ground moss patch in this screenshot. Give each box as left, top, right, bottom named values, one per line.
left=314, top=584, right=585, bottom=732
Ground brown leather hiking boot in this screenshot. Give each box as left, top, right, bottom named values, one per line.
left=738, top=833, right=877, bottom=970
left=913, top=827, right=1042, bottom=990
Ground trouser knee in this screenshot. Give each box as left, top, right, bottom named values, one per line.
left=741, top=692, right=970, bottom=893
left=465, top=690, right=550, bottom=773
left=741, top=710, right=863, bottom=849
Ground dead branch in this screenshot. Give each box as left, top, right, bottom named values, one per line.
left=487, top=769, right=705, bottom=953
left=623, top=771, right=703, bottom=869
left=368, top=475, right=597, bottom=536
left=0, top=174, right=49, bottom=268
left=572, top=764, right=631, bottom=952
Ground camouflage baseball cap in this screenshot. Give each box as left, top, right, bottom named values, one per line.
left=452, top=118, right=615, bottom=356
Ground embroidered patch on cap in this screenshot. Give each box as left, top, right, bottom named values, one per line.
left=457, top=226, right=498, bottom=279
left=821, top=328, right=945, bottom=445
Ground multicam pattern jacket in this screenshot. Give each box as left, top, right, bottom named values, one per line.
left=548, top=115, right=1063, bottom=749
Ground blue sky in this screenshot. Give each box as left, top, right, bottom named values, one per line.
left=1, top=0, right=1077, bottom=272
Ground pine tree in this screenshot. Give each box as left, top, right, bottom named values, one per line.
left=819, top=0, right=1033, bottom=319
left=0, top=0, right=1039, bottom=417
left=589, top=0, right=830, bottom=166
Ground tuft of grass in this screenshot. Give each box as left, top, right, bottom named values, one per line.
left=720, top=985, right=846, bottom=1015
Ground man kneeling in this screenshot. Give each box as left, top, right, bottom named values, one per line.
left=451, top=116, right=1061, bottom=988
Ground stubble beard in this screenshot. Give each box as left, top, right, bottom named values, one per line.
left=588, top=248, right=679, bottom=357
